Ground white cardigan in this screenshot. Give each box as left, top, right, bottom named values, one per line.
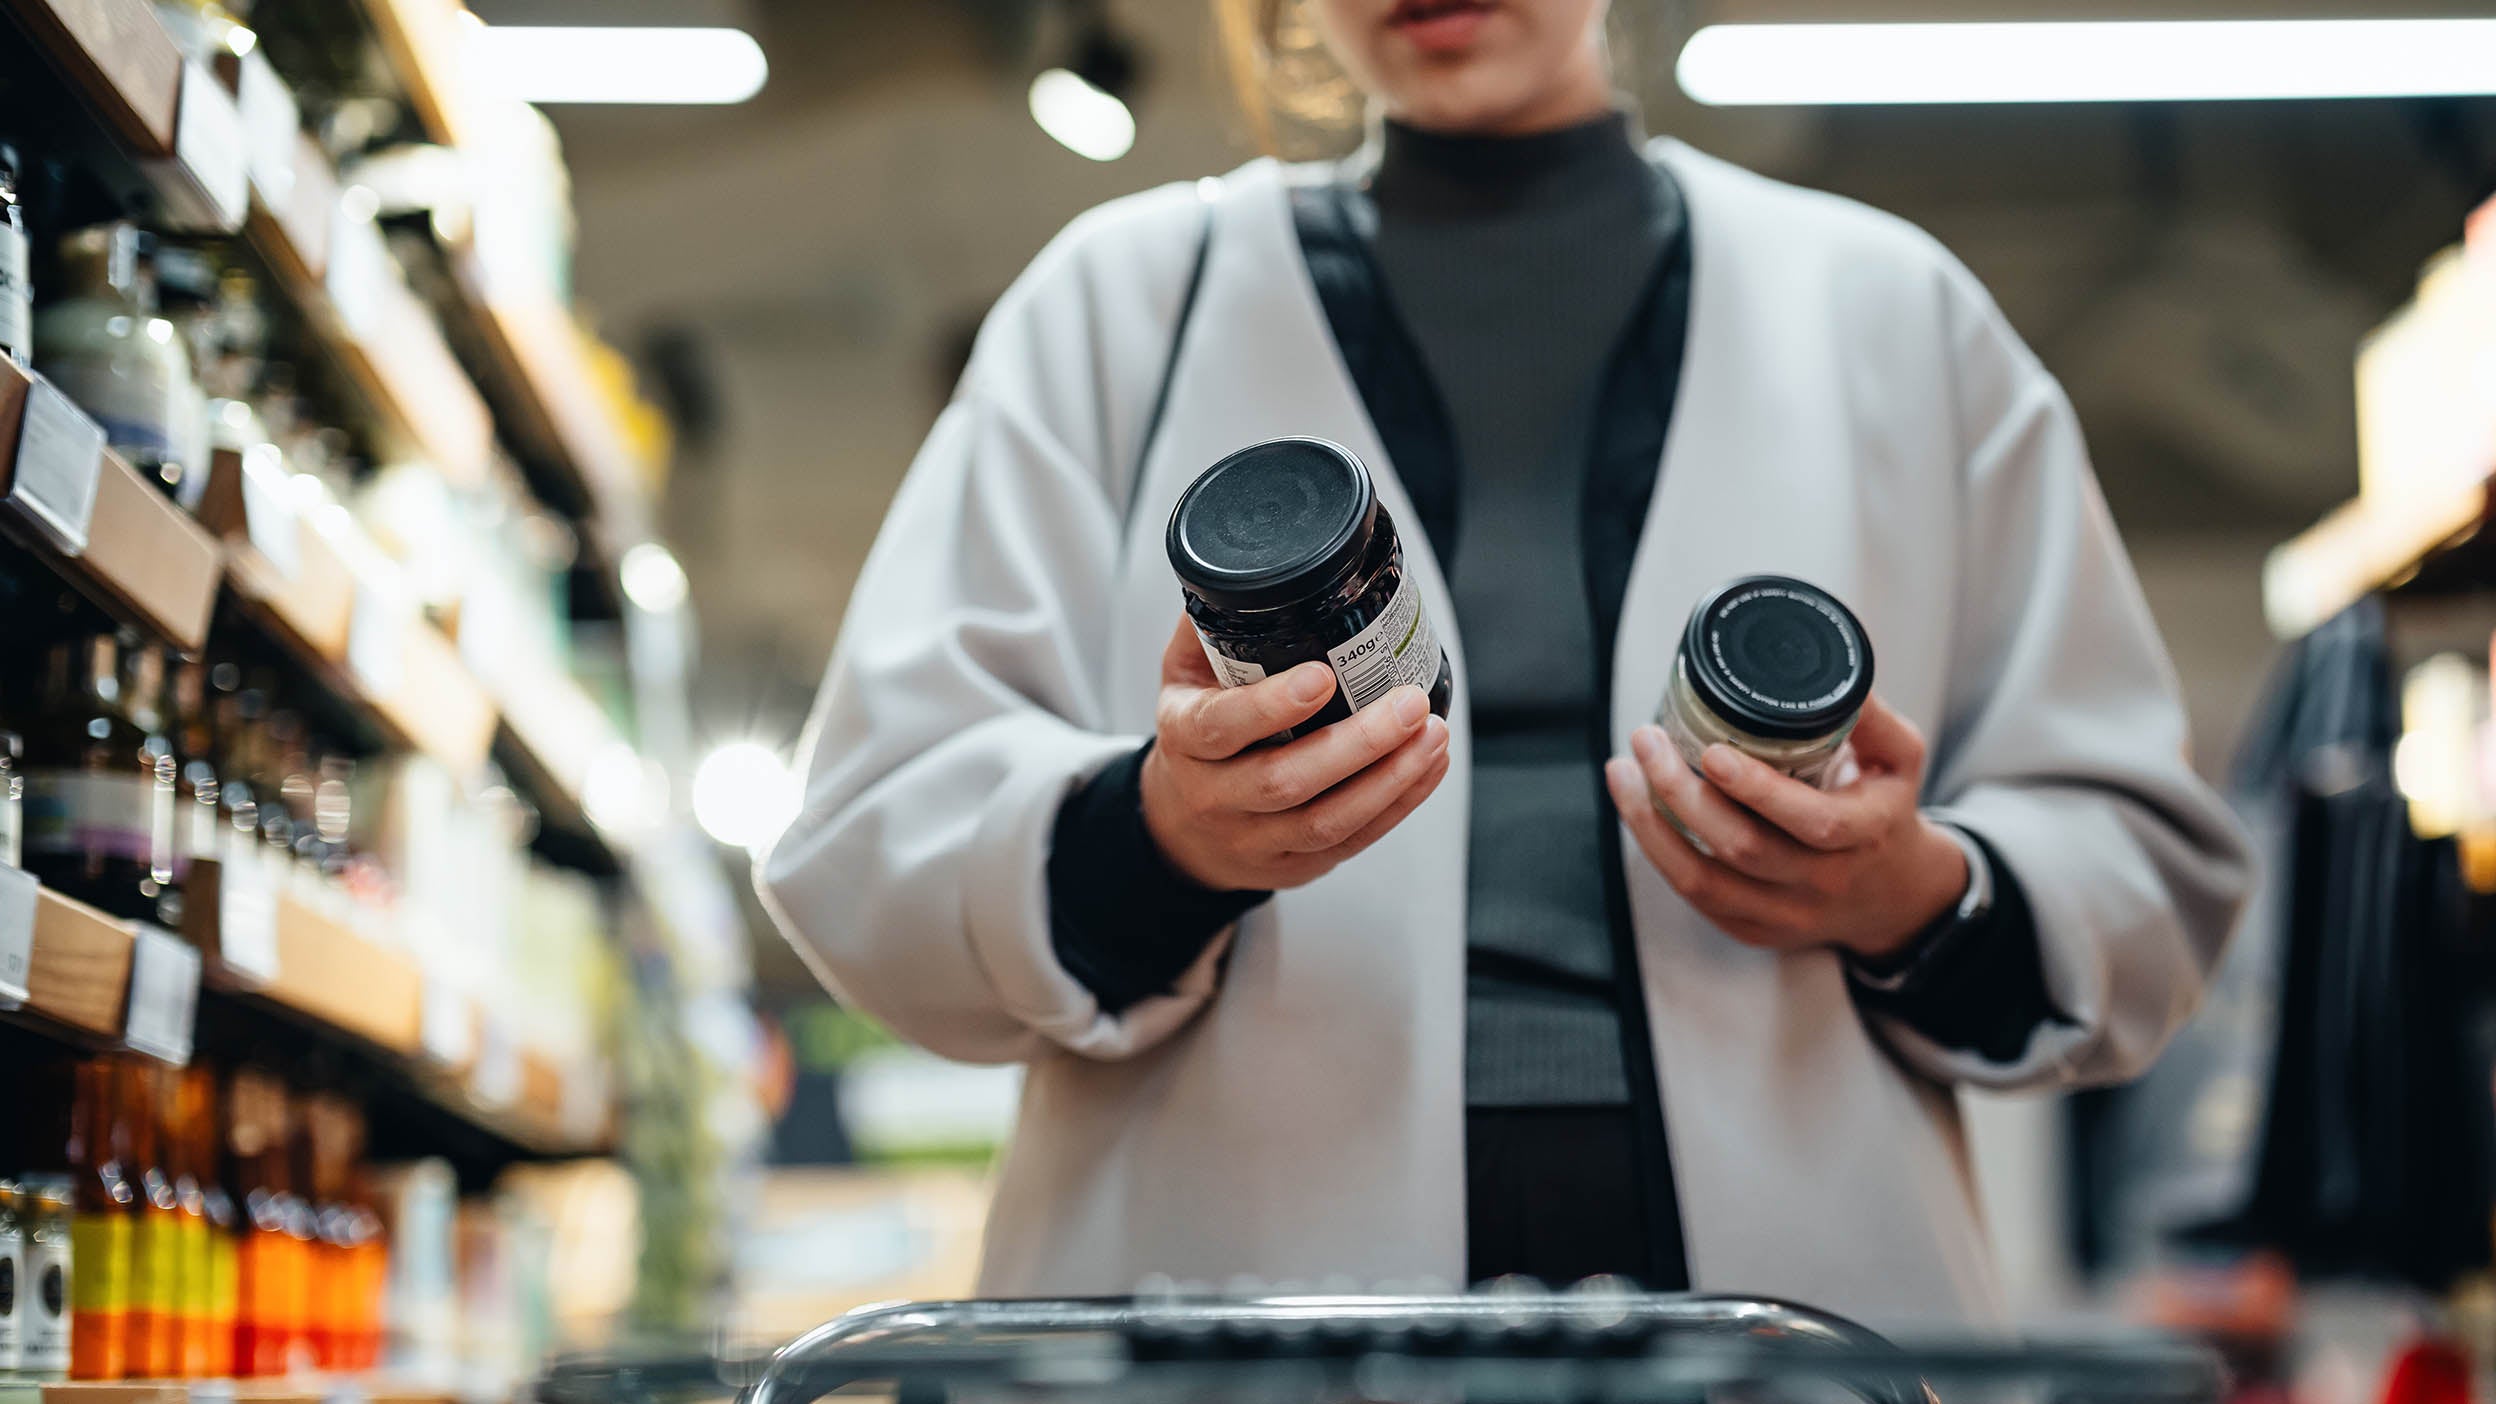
left=758, top=141, right=2253, bottom=1328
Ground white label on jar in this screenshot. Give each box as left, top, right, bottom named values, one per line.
left=22, top=770, right=161, bottom=865
left=1194, top=633, right=1268, bottom=690
left=22, top=1228, right=65, bottom=1372
left=1326, top=569, right=1439, bottom=715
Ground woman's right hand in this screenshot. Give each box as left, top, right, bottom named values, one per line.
left=1141, top=617, right=1451, bottom=892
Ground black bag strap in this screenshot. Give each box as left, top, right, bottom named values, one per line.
left=1121, top=190, right=1215, bottom=541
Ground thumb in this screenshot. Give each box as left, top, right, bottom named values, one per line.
left=1846, top=694, right=1926, bottom=777
left=1163, top=615, right=1218, bottom=689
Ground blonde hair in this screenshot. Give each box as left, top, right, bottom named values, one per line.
left=1212, top=1, right=1673, bottom=159
left=1213, top=0, right=1367, bottom=157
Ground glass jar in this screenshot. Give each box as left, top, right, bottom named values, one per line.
left=1168, top=437, right=1452, bottom=741
left=1657, top=575, right=1874, bottom=790
left=21, top=1176, right=73, bottom=1382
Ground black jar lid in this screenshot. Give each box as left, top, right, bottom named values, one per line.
left=1167, top=437, right=1379, bottom=612
left=1681, top=575, right=1875, bottom=741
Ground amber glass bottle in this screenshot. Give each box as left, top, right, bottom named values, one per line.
left=21, top=638, right=169, bottom=922
left=66, top=1058, right=134, bottom=1380
left=120, top=1059, right=180, bottom=1378
left=188, top=1067, right=239, bottom=1378
left=162, top=1065, right=213, bottom=1376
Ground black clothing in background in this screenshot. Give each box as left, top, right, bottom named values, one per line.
left=2073, top=599, right=2482, bottom=1290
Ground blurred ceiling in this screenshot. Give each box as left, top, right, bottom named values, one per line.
left=479, top=0, right=2496, bottom=985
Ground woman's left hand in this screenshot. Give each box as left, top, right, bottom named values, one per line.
left=1604, top=695, right=1968, bottom=961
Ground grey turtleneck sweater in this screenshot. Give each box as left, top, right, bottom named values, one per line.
left=1354, top=113, right=1680, bottom=1107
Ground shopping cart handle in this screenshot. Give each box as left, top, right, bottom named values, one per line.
left=745, top=1291, right=1941, bottom=1404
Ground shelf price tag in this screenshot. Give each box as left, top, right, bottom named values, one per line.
left=0, top=862, right=39, bottom=1007
left=124, top=923, right=203, bottom=1066
left=349, top=588, right=410, bottom=699
left=153, top=62, right=248, bottom=233
left=326, top=204, right=389, bottom=342
left=217, top=845, right=280, bottom=987
left=234, top=51, right=300, bottom=211
left=420, top=970, right=474, bottom=1069
left=471, top=1018, right=520, bottom=1109
left=7, top=374, right=106, bottom=555
left=238, top=443, right=300, bottom=581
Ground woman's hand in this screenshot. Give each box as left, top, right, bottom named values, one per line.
left=1604, top=695, right=1967, bottom=961
left=1142, top=617, right=1452, bottom=892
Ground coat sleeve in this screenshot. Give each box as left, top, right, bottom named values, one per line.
left=1874, top=259, right=2257, bottom=1092
left=754, top=188, right=1230, bottom=1067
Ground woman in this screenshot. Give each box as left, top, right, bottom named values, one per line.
left=759, top=0, right=2252, bottom=1325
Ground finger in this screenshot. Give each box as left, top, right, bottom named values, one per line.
left=1161, top=659, right=1338, bottom=761
left=1629, top=728, right=1820, bottom=882
left=1223, top=684, right=1431, bottom=813
left=1160, top=615, right=1217, bottom=689
left=1843, top=694, right=1926, bottom=777
left=1330, top=743, right=1452, bottom=861
left=1693, top=743, right=1880, bottom=853
left=1267, top=715, right=1450, bottom=853
left=1607, top=760, right=1813, bottom=936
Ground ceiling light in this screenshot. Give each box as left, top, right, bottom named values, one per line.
left=1030, top=67, right=1134, bottom=161
left=469, top=25, right=769, bottom=106
left=691, top=742, right=799, bottom=852
left=1678, top=19, right=2496, bottom=107
left=620, top=541, right=691, bottom=614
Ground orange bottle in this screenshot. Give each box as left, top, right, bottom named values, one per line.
left=166, top=1066, right=215, bottom=1377
left=191, top=1067, right=240, bottom=1379
left=120, top=1058, right=181, bottom=1377
left=66, top=1058, right=134, bottom=1380
left=228, top=1067, right=301, bottom=1378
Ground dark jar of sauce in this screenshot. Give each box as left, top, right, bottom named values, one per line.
left=1658, top=574, right=1874, bottom=789
left=1168, top=437, right=1453, bottom=739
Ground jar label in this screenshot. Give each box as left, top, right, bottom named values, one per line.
left=0, top=1226, right=22, bottom=1363
left=0, top=227, right=30, bottom=362
left=1194, top=635, right=1268, bottom=690
left=24, top=1232, right=67, bottom=1371
left=1326, top=568, right=1440, bottom=714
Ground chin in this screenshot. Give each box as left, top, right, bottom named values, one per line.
left=1386, top=69, right=1545, bottom=133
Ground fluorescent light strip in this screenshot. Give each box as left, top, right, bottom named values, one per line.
left=469, top=25, right=768, bottom=105
left=1677, top=19, right=2496, bottom=106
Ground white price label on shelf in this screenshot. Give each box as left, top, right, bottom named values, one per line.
left=124, top=923, right=202, bottom=1066
left=0, top=862, right=38, bottom=1006
left=166, top=63, right=248, bottom=232
left=238, top=443, right=299, bottom=580
left=235, top=51, right=299, bottom=209
left=326, top=204, right=388, bottom=341
left=471, top=1019, right=520, bottom=1109
left=349, top=589, right=410, bottom=698
left=420, top=971, right=473, bottom=1068
left=216, top=846, right=280, bottom=987
left=7, top=374, right=105, bottom=555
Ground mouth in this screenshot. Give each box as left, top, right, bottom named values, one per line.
left=1385, top=0, right=1497, bottom=53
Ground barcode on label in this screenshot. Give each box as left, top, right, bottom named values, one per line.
left=1326, top=571, right=1437, bottom=714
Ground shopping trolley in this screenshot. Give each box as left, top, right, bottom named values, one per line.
left=722, top=1291, right=2227, bottom=1404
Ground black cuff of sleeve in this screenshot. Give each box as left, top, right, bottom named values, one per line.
left=1848, top=829, right=2070, bottom=1065
left=1047, top=740, right=1269, bottom=1017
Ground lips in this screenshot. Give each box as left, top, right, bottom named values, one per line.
left=1386, top=0, right=1496, bottom=55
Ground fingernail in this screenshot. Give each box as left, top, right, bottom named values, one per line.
left=1294, top=665, right=1333, bottom=702
left=1701, top=745, right=1742, bottom=783
left=1605, top=758, right=1635, bottom=790
left=1422, top=716, right=1450, bottom=748
left=1630, top=727, right=1663, bottom=763
left=1392, top=687, right=1428, bottom=725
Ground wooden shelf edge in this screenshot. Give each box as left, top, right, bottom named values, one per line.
left=2262, top=476, right=2493, bottom=638
left=20, top=885, right=139, bottom=1039
left=262, top=891, right=424, bottom=1055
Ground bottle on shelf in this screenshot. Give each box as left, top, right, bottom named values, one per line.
left=188, top=1067, right=240, bottom=1379
left=160, top=1063, right=213, bottom=1378
left=0, top=141, right=30, bottom=367
left=169, top=657, right=223, bottom=917
left=120, top=1058, right=180, bottom=1379
left=66, top=1057, right=133, bottom=1381
left=21, top=1175, right=72, bottom=1382
left=33, top=225, right=206, bottom=504
left=123, top=639, right=183, bottom=930
left=227, top=1065, right=305, bottom=1378
left=154, top=0, right=255, bottom=64
left=21, top=635, right=174, bottom=924
left=0, top=723, right=22, bottom=870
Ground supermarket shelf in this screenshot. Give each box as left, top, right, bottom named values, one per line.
left=7, top=0, right=183, bottom=158
left=2262, top=477, right=2492, bottom=637
left=41, top=1376, right=463, bottom=1404
left=0, top=359, right=223, bottom=652
left=351, top=0, right=479, bottom=151
left=447, top=248, right=653, bottom=540
left=42, top=1384, right=190, bottom=1404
